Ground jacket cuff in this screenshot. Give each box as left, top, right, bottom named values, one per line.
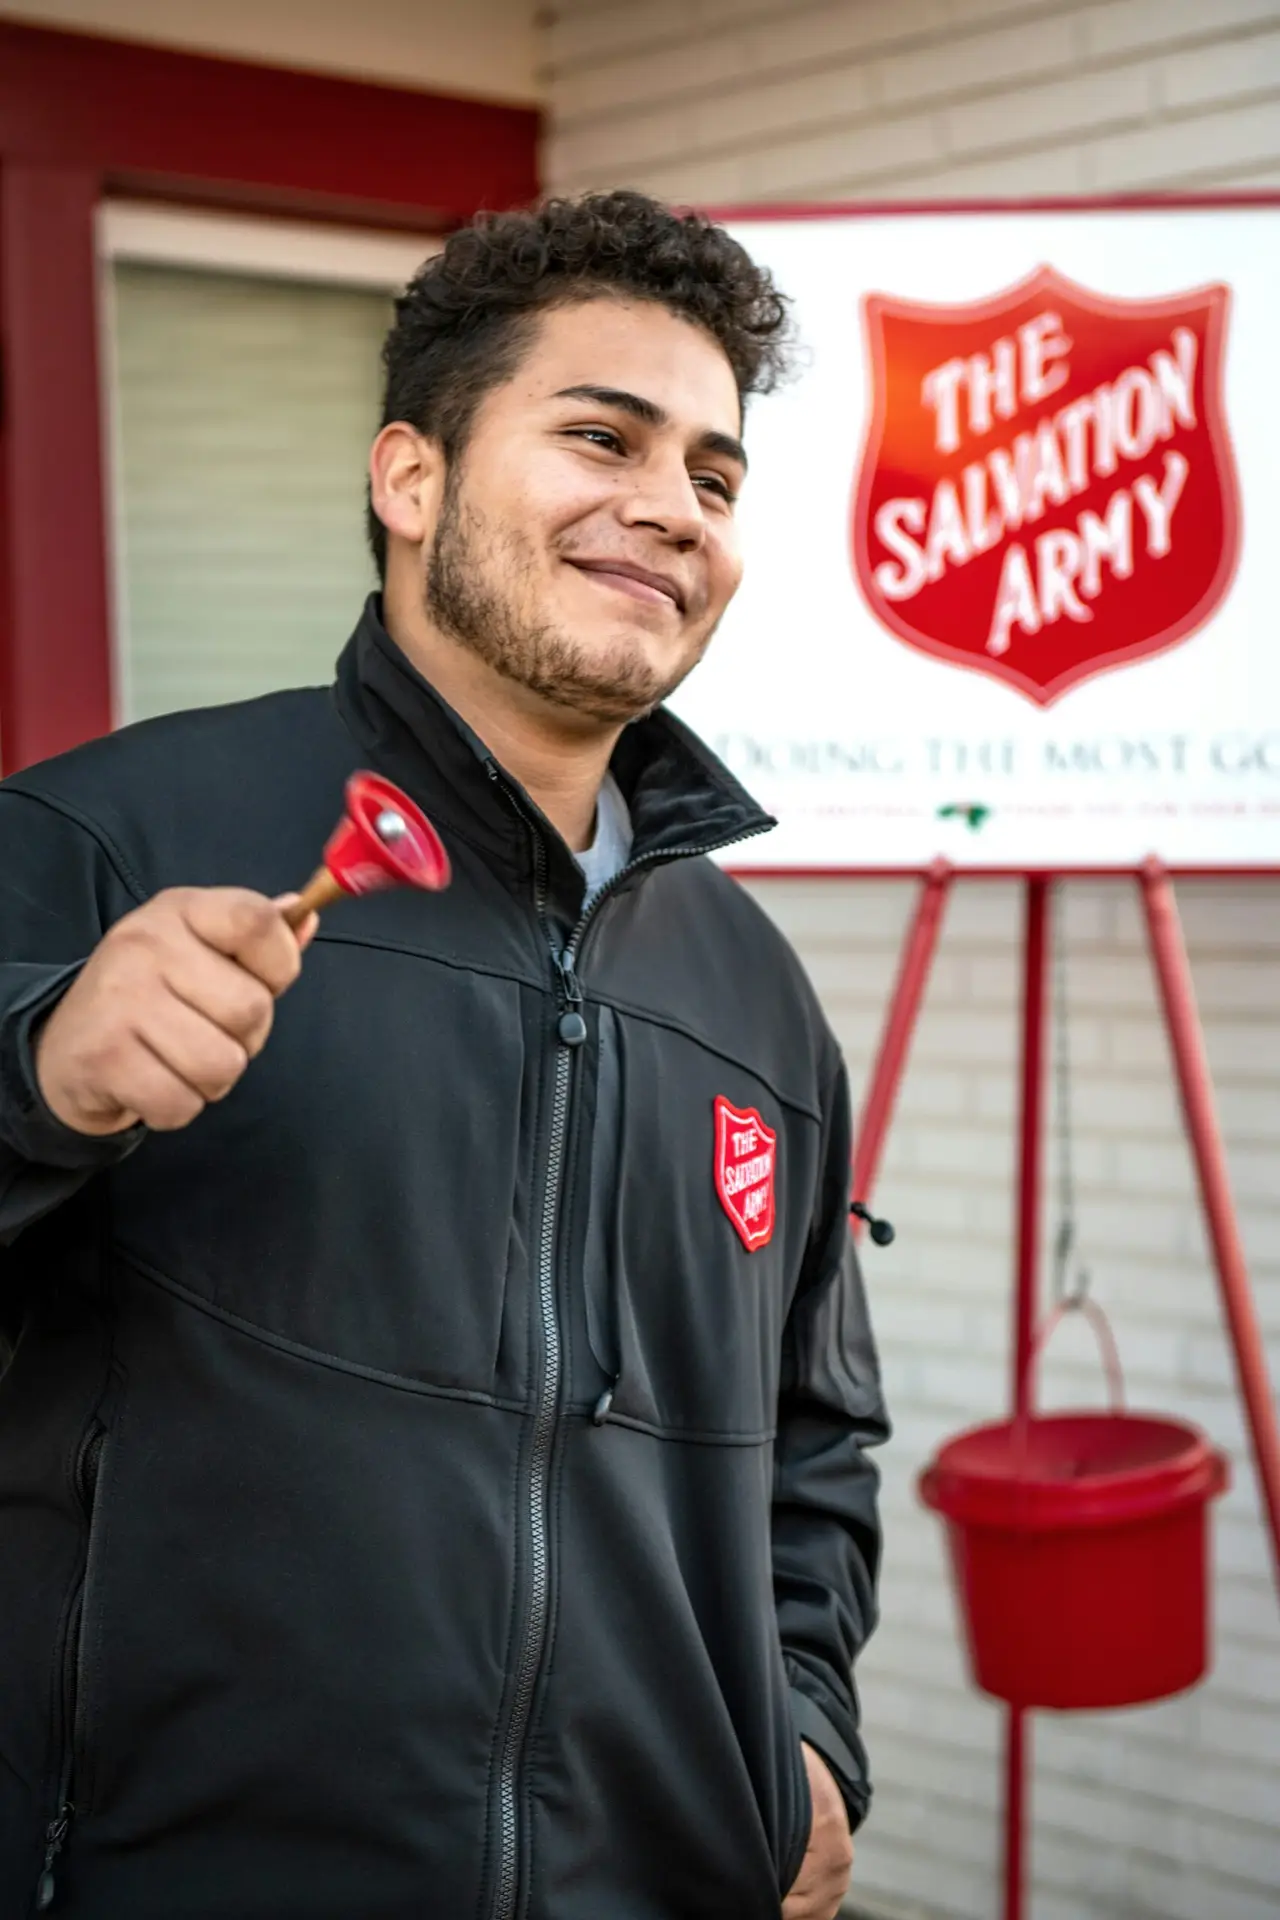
left=0, top=963, right=145, bottom=1171
left=789, top=1686, right=870, bottom=1834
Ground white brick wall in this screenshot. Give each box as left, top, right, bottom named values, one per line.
left=543, top=7, right=1280, bottom=1917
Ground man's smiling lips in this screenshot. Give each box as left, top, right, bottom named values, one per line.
left=565, top=558, right=686, bottom=612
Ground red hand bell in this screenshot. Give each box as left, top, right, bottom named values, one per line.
left=282, top=772, right=450, bottom=930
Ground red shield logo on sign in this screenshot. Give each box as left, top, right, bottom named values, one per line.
left=714, top=1096, right=777, bottom=1251
left=852, top=266, right=1241, bottom=705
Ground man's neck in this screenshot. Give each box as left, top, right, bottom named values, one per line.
left=383, top=582, right=618, bottom=854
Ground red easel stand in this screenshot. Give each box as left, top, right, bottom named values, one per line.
left=850, top=859, right=953, bottom=1215
left=1139, top=861, right=1280, bottom=1596
left=850, top=864, right=1280, bottom=1920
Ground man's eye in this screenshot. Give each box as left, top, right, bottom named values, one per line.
left=695, top=474, right=737, bottom=505
left=571, top=427, right=625, bottom=454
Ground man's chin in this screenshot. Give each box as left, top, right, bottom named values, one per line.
left=534, top=674, right=664, bottom=729
left=525, top=635, right=696, bottom=727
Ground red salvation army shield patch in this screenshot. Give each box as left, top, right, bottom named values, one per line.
left=852, top=266, right=1241, bottom=706
left=714, top=1096, right=777, bottom=1251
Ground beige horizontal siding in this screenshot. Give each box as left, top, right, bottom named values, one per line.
left=543, top=0, right=1280, bottom=199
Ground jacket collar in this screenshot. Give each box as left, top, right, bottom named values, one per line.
left=332, top=596, right=774, bottom=901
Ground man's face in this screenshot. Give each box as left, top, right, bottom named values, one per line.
left=422, top=298, right=747, bottom=725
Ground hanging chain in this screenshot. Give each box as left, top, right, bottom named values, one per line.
left=1052, top=883, right=1090, bottom=1308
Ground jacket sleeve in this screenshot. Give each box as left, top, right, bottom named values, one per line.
left=0, top=790, right=147, bottom=1246
left=774, top=1049, right=889, bottom=1833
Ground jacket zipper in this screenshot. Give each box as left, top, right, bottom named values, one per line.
left=487, top=813, right=573, bottom=1920
left=486, top=767, right=769, bottom=1920
left=36, top=1802, right=73, bottom=1914
left=37, top=1420, right=105, bottom=1912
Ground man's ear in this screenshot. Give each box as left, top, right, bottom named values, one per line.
left=369, top=423, right=445, bottom=552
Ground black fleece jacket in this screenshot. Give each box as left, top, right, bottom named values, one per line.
left=0, top=600, right=888, bottom=1920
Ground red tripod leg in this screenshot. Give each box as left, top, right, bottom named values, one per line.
left=1012, top=878, right=1050, bottom=1421
left=1139, top=861, right=1280, bottom=1602
left=1002, top=876, right=1050, bottom=1920
left=1002, top=1707, right=1030, bottom=1920
left=850, top=860, right=952, bottom=1233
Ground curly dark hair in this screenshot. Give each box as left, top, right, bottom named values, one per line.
left=367, top=190, right=792, bottom=575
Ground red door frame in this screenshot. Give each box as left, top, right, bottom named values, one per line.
left=0, top=20, right=540, bottom=771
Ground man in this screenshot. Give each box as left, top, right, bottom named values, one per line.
left=0, top=191, right=887, bottom=1920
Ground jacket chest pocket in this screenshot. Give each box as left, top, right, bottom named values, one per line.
left=577, top=1008, right=820, bottom=1438
left=113, top=952, right=536, bottom=1398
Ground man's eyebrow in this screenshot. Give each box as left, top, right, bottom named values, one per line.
left=553, top=384, right=666, bottom=427
left=695, top=429, right=749, bottom=473
left=552, top=385, right=748, bottom=472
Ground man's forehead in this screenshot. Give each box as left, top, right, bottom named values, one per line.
left=519, top=297, right=742, bottom=434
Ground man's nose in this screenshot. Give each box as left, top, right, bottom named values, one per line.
left=617, top=456, right=706, bottom=548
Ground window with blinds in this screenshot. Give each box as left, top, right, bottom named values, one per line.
left=107, top=263, right=392, bottom=724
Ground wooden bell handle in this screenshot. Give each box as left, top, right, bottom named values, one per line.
left=281, top=867, right=344, bottom=930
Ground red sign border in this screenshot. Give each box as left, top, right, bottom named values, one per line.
left=850, top=264, right=1242, bottom=708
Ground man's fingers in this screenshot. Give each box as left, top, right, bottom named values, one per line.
left=34, top=887, right=303, bottom=1141
left=113, top=1038, right=208, bottom=1132
left=161, top=944, right=276, bottom=1058
left=273, top=895, right=320, bottom=953
left=131, top=992, right=250, bottom=1108
left=781, top=1873, right=846, bottom=1920
left=180, top=888, right=304, bottom=995
left=781, top=1747, right=853, bottom=1920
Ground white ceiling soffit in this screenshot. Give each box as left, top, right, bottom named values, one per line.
left=99, top=202, right=442, bottom=292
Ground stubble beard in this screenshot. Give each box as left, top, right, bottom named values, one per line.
left=424, top=473, right=711, bottom=726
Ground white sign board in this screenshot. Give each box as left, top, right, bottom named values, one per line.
left=670, top=203, right=1280, bottom=872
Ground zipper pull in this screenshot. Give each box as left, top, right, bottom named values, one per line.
left=556, top=950, right=587, bottom=1047
left=37, top=1803, right=73, bottom=1911
left=558, top=949, right=583, bottom=1006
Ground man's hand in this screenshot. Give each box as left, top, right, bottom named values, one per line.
left=35, top=888, right=316, bottom=1137
left=782, top=1741, right=854, bottom=1920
